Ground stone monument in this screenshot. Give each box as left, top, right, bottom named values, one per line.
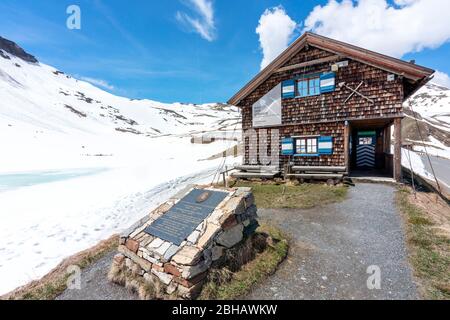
left=109, top=185, right=258, bottom=299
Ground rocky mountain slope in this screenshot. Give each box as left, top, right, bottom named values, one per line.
left=0, top=36, right=240, bottom=172
left=403, top=83, right=450, bottom=159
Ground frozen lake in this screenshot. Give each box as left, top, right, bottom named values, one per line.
left=0, top=168, right=108, bottom=192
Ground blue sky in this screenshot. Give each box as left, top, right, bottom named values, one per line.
left=1, top=0, right=449, bottom=103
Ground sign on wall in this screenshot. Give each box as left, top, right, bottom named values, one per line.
left=252, top=83, right=282, bottom=128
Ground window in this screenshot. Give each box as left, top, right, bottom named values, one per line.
left=297, top=77, right=320, bottom=97
left=295, top=137, right=318, bottom=154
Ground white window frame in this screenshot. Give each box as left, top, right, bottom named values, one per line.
left=295, top=137, right=318, bottom=154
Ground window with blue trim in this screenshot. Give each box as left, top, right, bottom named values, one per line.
left=295, top=137, right=318, bottom=154
left=297, top=76, right=320, bottom=97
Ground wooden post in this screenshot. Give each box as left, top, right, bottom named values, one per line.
left=344, top=123, right=350, bottom=172
left=222, top=172, right=228, bottom=188
left=393, top=118, right=402, bottom=182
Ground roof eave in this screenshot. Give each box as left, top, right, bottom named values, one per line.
left=228, top=32, right=435, bottom=106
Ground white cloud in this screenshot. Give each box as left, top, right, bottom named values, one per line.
left=79, top=76, right=115, bottom=90
left=432, top=71, right=450, bottom=88
left=303, top=0, right=450, bottom=58
left=176, top=0, right=216, bottom=41
left=256, top=6, right=297, bottom=70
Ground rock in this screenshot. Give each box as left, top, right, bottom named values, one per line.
left=125, top=239, right=140, bottom=253
left=177, top=281, right=204, bottom=299
left=166, top=282, right=178, bottom=295
left=234, top=187, right=255, bottom=206
left=196, top=221, right=206, bottom=233
left=197, top=223, right=221, bottom=248
left=125, top=258, right=133, bottom=268
left=113, top=253, right=125, bottom=266
left=175, top=271, right=208, bottom=288
left=152, top=264, right=164, bottom=272
left=206, top=208, right=226, bottom=225
left=221, top=196, right=245, bottom=216
left=118, top=245, right=152, bottom=272
left=243, top=219, right=260, bottom=237
left=154, top=241, right=172, bottom=257
left=171, top=245, right=202, bottom=266
left=142, top=250, right=163, bottom=266
left=151, top=269, right=173, bottom=285
left=236, top=205, right=258, bottom=223
left=119, top=237, right=127, bottom=245
left=164, top=263, right=182, bottom=277
left=148, top=238, right=164, bottom=249
left=242, top=219, right=251, bottom=227
left=140, top=234, right=155, bottom=247
left=181, top=258, right=211, bottom=279
left=234, top=187, right=252, bottom=194
left=154, top=202, right=173, bottom=214
left=143, top=272, right=152, bottom=283
left=211, top=246, right=225, bottom=261
left=187, top=230, right=200, bottom=244
left=221, top=215, right=238, bottom=230
left=216, top=223, right=244, bottom=248
left=163, top=244, right=180, bottom=261
left=127, top=222, right=148, bottom=238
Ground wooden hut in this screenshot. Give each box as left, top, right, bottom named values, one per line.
left=228, top=32, right=434, bottom=181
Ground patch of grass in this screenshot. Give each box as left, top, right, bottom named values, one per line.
left=198, top=223, right=288, bottom=300
left=396, top=188, right=450, bottom=300
left=3, top=235, right=119, bottom=300
left=230, top=181, right=348, bottom=209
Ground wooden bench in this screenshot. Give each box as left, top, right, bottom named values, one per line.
left=231, top=165, right=280, bottom=180
left=231, top=172, right=279, bottom=179
left=234, top=165, right=278, bottom=172
left=286, top=173, right=344, bottom=179
left=291, top=166, right=347, bottom=173
left=286, top=166, right=347, bottom=181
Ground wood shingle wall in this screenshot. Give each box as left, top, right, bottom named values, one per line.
left=238, top=46, right=405, bottom=168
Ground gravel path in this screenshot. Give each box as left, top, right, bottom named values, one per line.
left=57, top=183, right=418, bottom=300
left=57, top=251, right=136, bottom=300
left=246, top=183, right=418, bottom=300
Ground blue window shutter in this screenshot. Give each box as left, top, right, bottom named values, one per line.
left=282, top=80, right=295, bottom=98
left=320, top=72, right=336, bottom=93
left=281, top=138, right=294, bottom=155
left=318, top=136, right=333, bottom=155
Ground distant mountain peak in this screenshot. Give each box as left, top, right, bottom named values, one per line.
left=0, top=36, right=38, bottom=63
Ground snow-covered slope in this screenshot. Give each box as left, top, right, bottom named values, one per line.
left=0, top=36, right=241, bottom=172
left=403, top=83, right=450, bottom=159
left=0, top=37, right=241, bottom=295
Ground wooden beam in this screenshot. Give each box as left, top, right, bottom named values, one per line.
left=393, top=118, right=402, bottom=182
left=291, top=166, right=347, bottom=172
left=286, top=173, right=344, bottom=179
left=344, top=124, right=350, bottom=171
left=275, top=55, right=341, bottom=73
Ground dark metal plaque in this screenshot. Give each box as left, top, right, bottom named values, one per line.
left=144, top=189, right=228, bottom=245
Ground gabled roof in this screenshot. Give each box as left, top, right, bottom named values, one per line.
left=228, top=32, right=435, bottom=106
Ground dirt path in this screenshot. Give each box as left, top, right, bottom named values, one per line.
left=246, top=183, right=418, bottom=300
left=57, top=183, right=418, bottom=300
